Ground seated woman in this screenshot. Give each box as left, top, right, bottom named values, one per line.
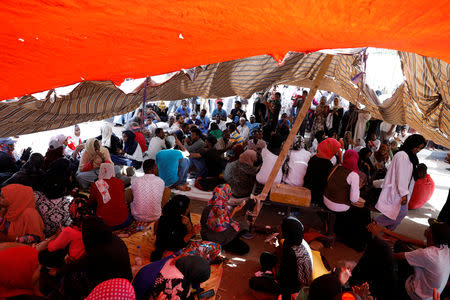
left=37, top=196, right=91, bottom=269
left=89, top=163, right=131, bottom=230
left=304, top=138, right=342, bottom=205
left=358, top=147, right=374, bottom=181
left=133, top=255, right=211, bottom=300
left=201, top=184, right=249, bottom=255
left=342, top=130, right=354, bottom=150
left=369, top=143, right=390, bottom=179
left=35, top=158, right=73, bottom=237
left=0, top=184, right=44, bottom=243
left=323, top=149, right=370, bottom=251
left=2, top=153, right=45, bottom=190
left=97, top=123, right=122, bottom=156
left=0, top=137, right=20, bottom=184
left=58, top=216, right=133, bottom=299
left=309, top=130, right=326, bottom=154
left=151, top=195, right=221, bottom=263
left=282, top=135, right=311, bottom=187
left=251, top=217, right=313, bottom=299
left=111, top=130, right=143, bottom=169
left=76, top=138, right=113, bottom=190
left=224, top=149, right=259, bottom=198
left=0, top=245, right=42, bottom=298
left=43, top=137, right=65, bottom=170
left=256, top=134, right=284, bottom=185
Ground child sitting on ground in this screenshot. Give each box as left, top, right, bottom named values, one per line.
left=408, top=163, right=435, bottom=210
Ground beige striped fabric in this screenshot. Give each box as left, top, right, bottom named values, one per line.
left=0, top=51, right=448, bottom=147
left=399, top=52, right=449, bottom=148
left=0, top=81, right=145, bottom=137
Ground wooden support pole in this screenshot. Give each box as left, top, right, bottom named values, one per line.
left=253, top=54, right=334, bottom=216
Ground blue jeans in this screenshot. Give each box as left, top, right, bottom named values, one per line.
left=110, top=214, right=133, bottom=231
left=172, top=158, right=190, bottom=187
left=374, top=203, right=408, bottom=231
left=189, top=157, right=207, bottom=178
left=168, top=100, right=180, bottom=114
left=110, top=155, right=142, bottom=169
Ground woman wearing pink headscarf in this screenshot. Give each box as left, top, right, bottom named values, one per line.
left=88, top=163, right=130, bottom=230
left=323, top=149, right=371, bottom=251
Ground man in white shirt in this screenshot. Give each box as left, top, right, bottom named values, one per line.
left=401, top=223, right=450, bottom=300
left=237, top=117, right=250, bottom=141
left=366, top=222, right=450, bottom=300
left=209, top=114, right=227, bottom=132
left=147, top=128, right=167, bottom=160
left=131, top=159, right=165, bottom=222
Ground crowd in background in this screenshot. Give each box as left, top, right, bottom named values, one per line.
left=0, top=85, right=448, bottom=300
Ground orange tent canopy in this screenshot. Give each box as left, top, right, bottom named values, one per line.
left=1, top=0, right=449, bottom=100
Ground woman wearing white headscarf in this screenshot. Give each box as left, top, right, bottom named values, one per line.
left=96, top=123, right=122, bottom=156
left=282, top=136, right=311, bottom=187
left=76, top=138, right=113, bottom=190
left=88, top=163, right=131, bottom=230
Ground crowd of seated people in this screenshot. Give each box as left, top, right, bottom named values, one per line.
left=0, top=89, right=448, bottom=300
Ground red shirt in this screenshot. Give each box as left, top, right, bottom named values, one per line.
left=48, top=226, right=85, bottom=260
left=89, top=178, right=129, bottom=227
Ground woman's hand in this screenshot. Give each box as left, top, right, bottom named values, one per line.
left=367, top=222, right=384, bottom=238
left=401, top=195, right=408, bottom=205
left=352, top=198, right=365, bottom=208
left=352, top=282, right=371, bottom=299
left=192, top=223, right=201, bottom=235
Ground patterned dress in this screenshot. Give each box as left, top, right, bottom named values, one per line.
left=311, top=104, right=329, bottom=137
left=34, top=191, right=71, bottom=237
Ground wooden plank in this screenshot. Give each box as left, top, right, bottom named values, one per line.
left=253, top=54, right=334, bottom=216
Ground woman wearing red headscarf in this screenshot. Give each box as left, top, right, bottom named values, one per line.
left=0, top=184, right=44, bottom=242
left=304, top=138, right=342, bottom=206
left=323, top=150, right=371, bottom=251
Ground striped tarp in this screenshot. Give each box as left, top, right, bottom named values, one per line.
left=0, top=81, right=145, bottom=137
left=399, top=52, right=449, bottom=148
left=0, top=51, right=448, bottom=147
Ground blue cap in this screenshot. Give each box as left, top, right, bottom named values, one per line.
left=0, top=138, right=16, bottom=145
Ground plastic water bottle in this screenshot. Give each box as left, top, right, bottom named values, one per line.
left=132, top=246, right=143, bottom=275
left=135, top=246, right=142, bottom=267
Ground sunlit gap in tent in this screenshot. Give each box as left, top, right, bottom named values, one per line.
left=364, top=48, right=404, bottom=101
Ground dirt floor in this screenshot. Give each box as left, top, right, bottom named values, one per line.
left=188, top=149, right=450, bottom=300
left=190, top=199, right=363, bottom=300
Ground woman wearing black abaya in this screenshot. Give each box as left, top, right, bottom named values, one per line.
left=2, top=153, right=45, bottom=190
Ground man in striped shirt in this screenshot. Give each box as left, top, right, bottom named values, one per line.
left=228, top=123, right=244, bottom=146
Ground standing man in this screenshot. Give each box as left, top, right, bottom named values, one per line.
left=268, top=92, right=282, bottom=130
